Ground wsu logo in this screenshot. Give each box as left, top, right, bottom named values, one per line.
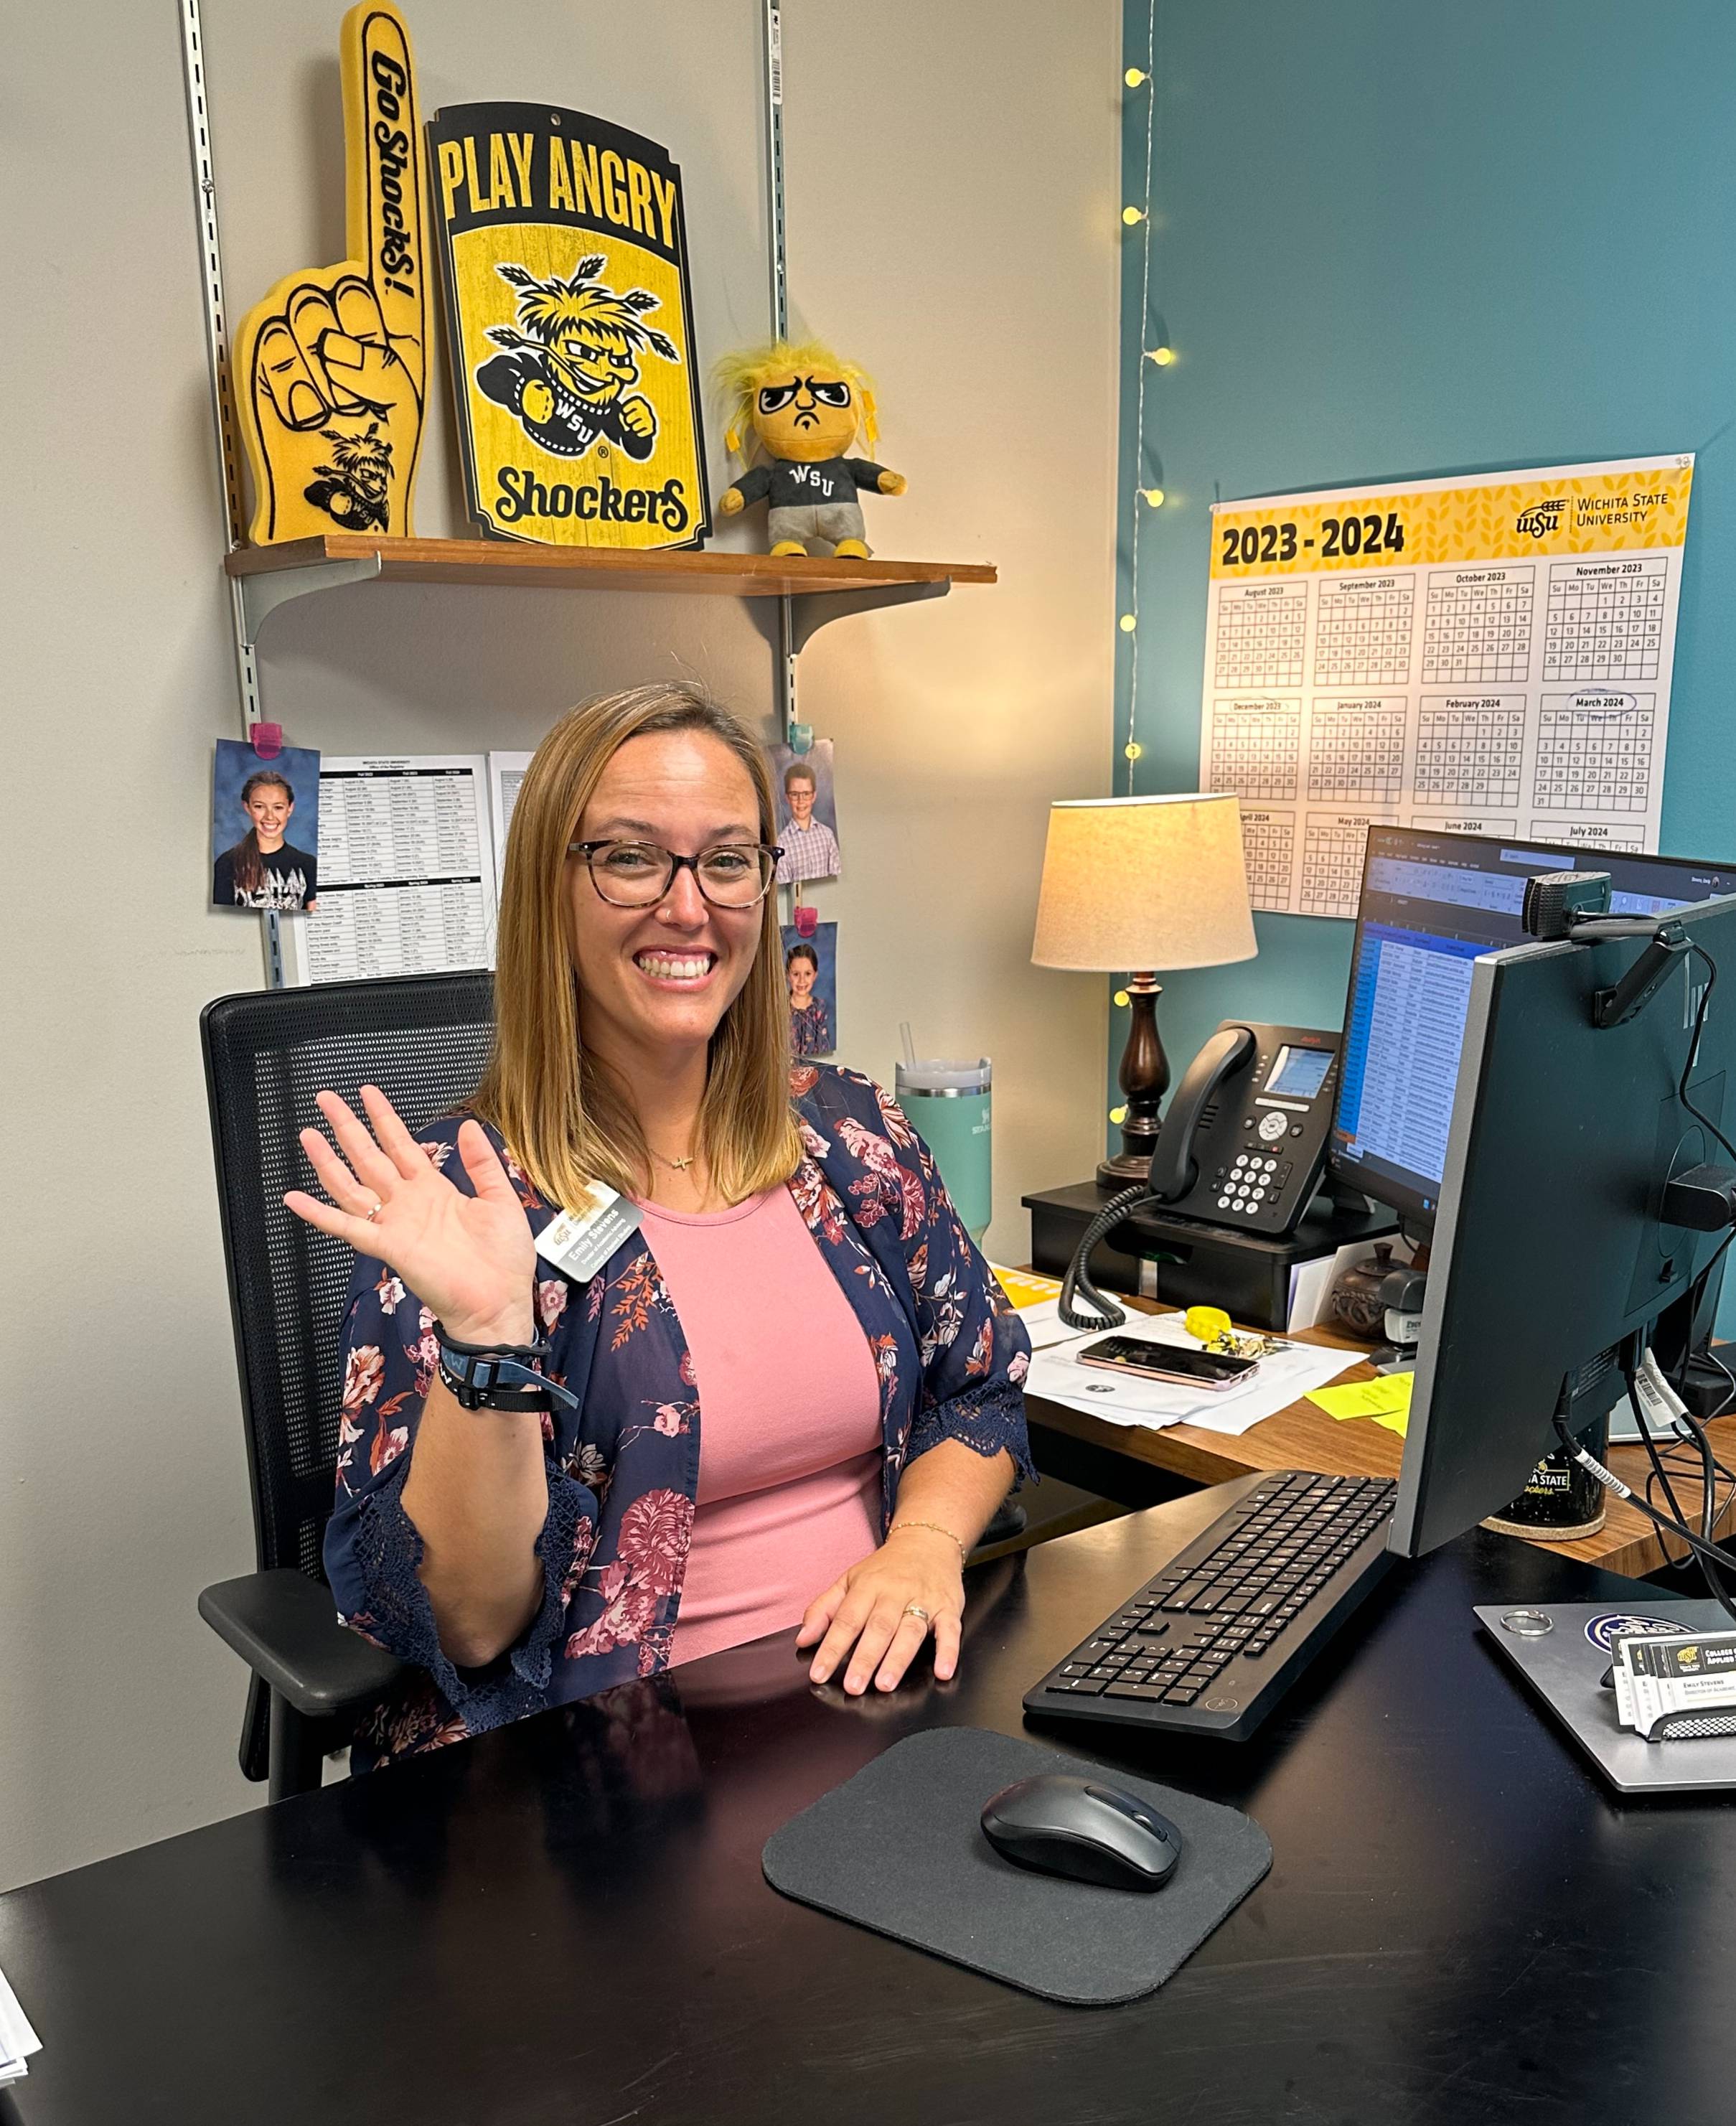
left=1515, top=498, right=1565, bottom=538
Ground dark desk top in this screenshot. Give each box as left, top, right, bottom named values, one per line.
left=4, top=1482, right=1735, bottom=2126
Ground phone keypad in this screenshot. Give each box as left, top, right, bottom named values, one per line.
left=1215, top=1151, right=1295, bottom=1215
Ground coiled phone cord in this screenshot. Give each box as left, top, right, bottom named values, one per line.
left=1057, top=1184, right=1157, bottom=1332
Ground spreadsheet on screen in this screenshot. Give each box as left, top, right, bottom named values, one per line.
left=1330, top=828, right=1736, bottom=1222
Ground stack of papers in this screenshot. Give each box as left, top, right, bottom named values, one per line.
left=1021, top=1309, right=1360, bottom=1439
left=0, top=1964, right=40, bottom=2086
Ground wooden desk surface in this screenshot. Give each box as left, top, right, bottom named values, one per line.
left=1024, top=1296, right=1736, bottom=1579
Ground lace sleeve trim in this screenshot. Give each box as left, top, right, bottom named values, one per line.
left=347, top=1456, right=596, bottom=1725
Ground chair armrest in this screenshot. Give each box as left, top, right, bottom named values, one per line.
left=199, top=1569, right=403, bottom=1717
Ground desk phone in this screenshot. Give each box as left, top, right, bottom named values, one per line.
left=1144, top=1021, right=1341, bottom=1237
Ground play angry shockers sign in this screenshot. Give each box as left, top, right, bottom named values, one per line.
left=428, top=104, right=710, bottom=548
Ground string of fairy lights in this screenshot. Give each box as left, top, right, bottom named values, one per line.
left=1109, top=24, right=1170, bottom=1115
left=1119, top=21, right=1172, bottom=799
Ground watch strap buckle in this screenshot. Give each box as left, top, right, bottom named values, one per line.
left=434, top=1325, right=579, bottom=1414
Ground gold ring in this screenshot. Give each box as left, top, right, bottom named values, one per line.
left=364, top=1199, right=383, bottom=1222
left=904, top=1603, right=931, bottom=1623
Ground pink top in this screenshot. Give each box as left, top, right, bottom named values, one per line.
left=637, top=1184, right=883, bottom=1667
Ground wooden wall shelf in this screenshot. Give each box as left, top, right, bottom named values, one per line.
left=223, top=535, right=997, bottom=651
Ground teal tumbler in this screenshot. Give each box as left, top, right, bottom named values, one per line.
left=895, top=1057, right=993, bottom=1245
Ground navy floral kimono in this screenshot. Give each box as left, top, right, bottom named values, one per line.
left=325, top=1062, right=1033, bottom=1766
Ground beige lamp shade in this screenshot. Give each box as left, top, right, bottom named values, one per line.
left=1031, top=792, right=1257, bottom=972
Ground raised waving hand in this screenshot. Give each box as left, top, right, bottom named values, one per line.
left=285, top=1087, right=536, bottom=1348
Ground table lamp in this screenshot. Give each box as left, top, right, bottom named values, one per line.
left=1031, top=792, right=1257, bottom=1189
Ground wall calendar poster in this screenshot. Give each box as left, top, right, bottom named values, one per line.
left=1198, top=455, right=1694, bottom=918
left=426, top=102, right=710, bottom=548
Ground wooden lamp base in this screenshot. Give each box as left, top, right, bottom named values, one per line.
left=1097, top=973, right=1170, bottom=1190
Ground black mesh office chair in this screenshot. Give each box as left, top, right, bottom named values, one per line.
left=199, top=972, right=496, bottom=1800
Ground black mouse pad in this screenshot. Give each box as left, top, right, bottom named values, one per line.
left=761, top=1727, right=1272, bottom=2005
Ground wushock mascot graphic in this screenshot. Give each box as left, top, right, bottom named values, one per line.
left=428, top=103, right=710, bottom=548
left=477, top=257, right=678, bottom=462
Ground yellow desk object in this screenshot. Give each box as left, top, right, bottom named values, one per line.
left=991, top=1265, right=1063, bottom=1311
left=1308, top=1372, right=1414, bottom=1435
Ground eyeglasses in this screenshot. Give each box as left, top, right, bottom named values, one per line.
left=568, top=839, right=783, bottom=909
left=757, top=378, right=852, bottom=413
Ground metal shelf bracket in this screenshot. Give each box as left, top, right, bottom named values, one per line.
left=238, top=555, right=385, bottom=649
left=788, top=579, right=951, bottom=655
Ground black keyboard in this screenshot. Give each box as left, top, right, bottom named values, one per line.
left=1025, top=1471, right=1399, bottom=1742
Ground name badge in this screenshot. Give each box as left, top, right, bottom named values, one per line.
left=534, top=1185, right=643, bottom=1283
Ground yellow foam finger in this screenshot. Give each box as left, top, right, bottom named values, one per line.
left=233, top=3, right=430, bottom=541
left=342, top=1, right=428, bottom=395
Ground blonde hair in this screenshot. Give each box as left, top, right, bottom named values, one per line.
left=715, top=336, right=878, bottom=460
left=489, top=257, right=680, bottom=362
left=471, top=684, right=801, bottom=1209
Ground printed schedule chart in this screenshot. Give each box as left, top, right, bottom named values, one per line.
left=279, top=755, right=498, bottom=985
left=1198, top=456, right=1692, bottom=917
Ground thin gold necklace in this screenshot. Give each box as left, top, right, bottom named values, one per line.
left=650, top=1148, right=695, bottom=1172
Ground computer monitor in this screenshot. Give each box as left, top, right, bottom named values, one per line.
left=1389, top=890, right=1736, bottom=1555
left=1332, top=828, right=1736, bottom=1229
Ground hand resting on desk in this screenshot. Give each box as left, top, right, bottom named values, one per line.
left=798, top=1442, right=1015, bottom=1694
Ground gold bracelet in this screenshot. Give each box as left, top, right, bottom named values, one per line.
left=889, top=1518, right=969, bottom=1565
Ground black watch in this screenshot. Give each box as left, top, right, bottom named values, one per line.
left=435, top=1324, right=580, bottom=1414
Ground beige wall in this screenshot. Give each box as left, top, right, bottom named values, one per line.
left=0, top=0, right=1117, bottom=1891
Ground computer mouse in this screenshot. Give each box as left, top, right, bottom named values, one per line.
left=980, top=1771, right=1183, bottom=1892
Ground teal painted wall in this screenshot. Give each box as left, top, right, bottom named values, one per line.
left=1113, top=0, right=1736, bottom=1115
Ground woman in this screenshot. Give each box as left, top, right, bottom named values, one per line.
left=286, top=684, right=1031, bottom=1766
left=785, top=939, right=831, bottom=1057
left=212, top=768, right=319, bottom=912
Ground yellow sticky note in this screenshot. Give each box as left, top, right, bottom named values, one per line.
left=1307, top=1372, right=1414, bottom=1438
left=990, top=1265, right=1062, bottom=1311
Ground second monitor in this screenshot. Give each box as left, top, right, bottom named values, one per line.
left=1390, top=884, right=1736, bottom=1554
left=1331, top=827, right=1736, bottom=1229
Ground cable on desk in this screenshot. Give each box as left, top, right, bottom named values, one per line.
left=1664, top=942, right=1736, bottom=1406
left=1640, top=1446, right=1734, bottom=1565
left=1681, top=945, right=1736, bottom=1166
left=1702, top=1342, right=1736, bottom=1421
left=1560, top=1410, right=1736, bottom=1626
left=1641, top=1433, right=1732, bottom=1569
left=1628, top=1365, right=1705, bottom=1574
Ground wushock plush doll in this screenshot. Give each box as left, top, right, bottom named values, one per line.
left=715, top=339, right=906, bottom=556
